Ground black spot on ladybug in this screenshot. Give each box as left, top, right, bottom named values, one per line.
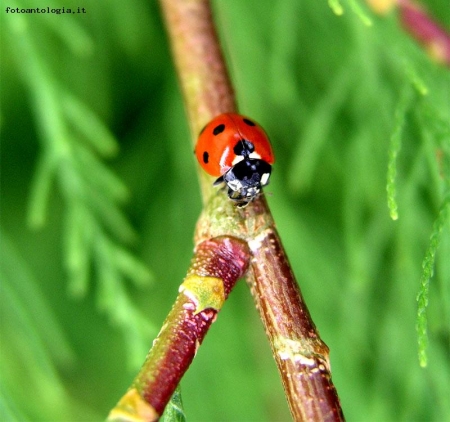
left=243, top=118, right=256, bottom=126
left=213, top=124, right=225, bottom=136
left=203, top=151, right=209, bottom=164
left=234, top=140, right=254, bottom=156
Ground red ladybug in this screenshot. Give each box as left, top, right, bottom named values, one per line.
left=195, top=113, right=274, bottom=206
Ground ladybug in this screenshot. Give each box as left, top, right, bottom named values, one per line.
left=195, top=113, right=275, bottom=206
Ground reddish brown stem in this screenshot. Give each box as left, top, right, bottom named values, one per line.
left=160, top=0, right=237, bottom=202
left=246, top=214, right=343, bottom=420
left=162, top=0, right=236, bottom=125
left=196, top=195, right=345, bottom=420
left=108, top=237, right=250, bottom=420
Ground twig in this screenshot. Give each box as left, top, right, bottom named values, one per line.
left=366, top=0, right=450, bottom=67
left=108, top=237, right=250, bottom=420
left=108, top=0, right=344, bottom=420
left=160, top=0, right=236, bottom=202
left=398, top=0, right=450, bottom=67
left=196, top=195, right=344, bottom=421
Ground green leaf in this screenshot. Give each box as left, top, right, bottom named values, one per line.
left=347, top=0, right=372, bottom=26
left=27, top=152, right=57, bottom=229
left=63, top=202, right=93, bottom=297
left=328, top=0, right=344, bottom=15
left=386, top=85, right=413, bottom=220
left=416, top=194, right=450, bottom=367
left=72, top=142, right=129, bottom=203
left=62, top=92, right=119, bottom=157
left=162, top=386, right=186, bottom=422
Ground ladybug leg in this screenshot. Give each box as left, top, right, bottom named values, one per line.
left=213, top=175, right=225, bottom=186
left=235, top=199, right=251, bottom=208
left=227, top=189, right=251, bottom=207
left=228, top=189, right=244, bottom=201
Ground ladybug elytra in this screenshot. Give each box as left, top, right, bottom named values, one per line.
left=195, top=113, right=274, bottom=206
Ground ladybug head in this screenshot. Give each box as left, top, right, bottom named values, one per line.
left=214, top=158, right=272, bottom=207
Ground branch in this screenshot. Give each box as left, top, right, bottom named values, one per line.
left=398, top=0, right=450, bottom=67
left=196, top=195, right=344, bottom=421
left=108, top=0, right=344, bottom=420
left=109, top=237, right=250, bottom=420
left=160, top=0, right=237, bottom=201
left=367, top=0, right=450, bottom=67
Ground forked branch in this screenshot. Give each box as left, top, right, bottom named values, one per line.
left=108, top=1, right=344, bottom=420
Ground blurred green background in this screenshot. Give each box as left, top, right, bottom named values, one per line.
left=1, top=0, right=449, bottom=421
